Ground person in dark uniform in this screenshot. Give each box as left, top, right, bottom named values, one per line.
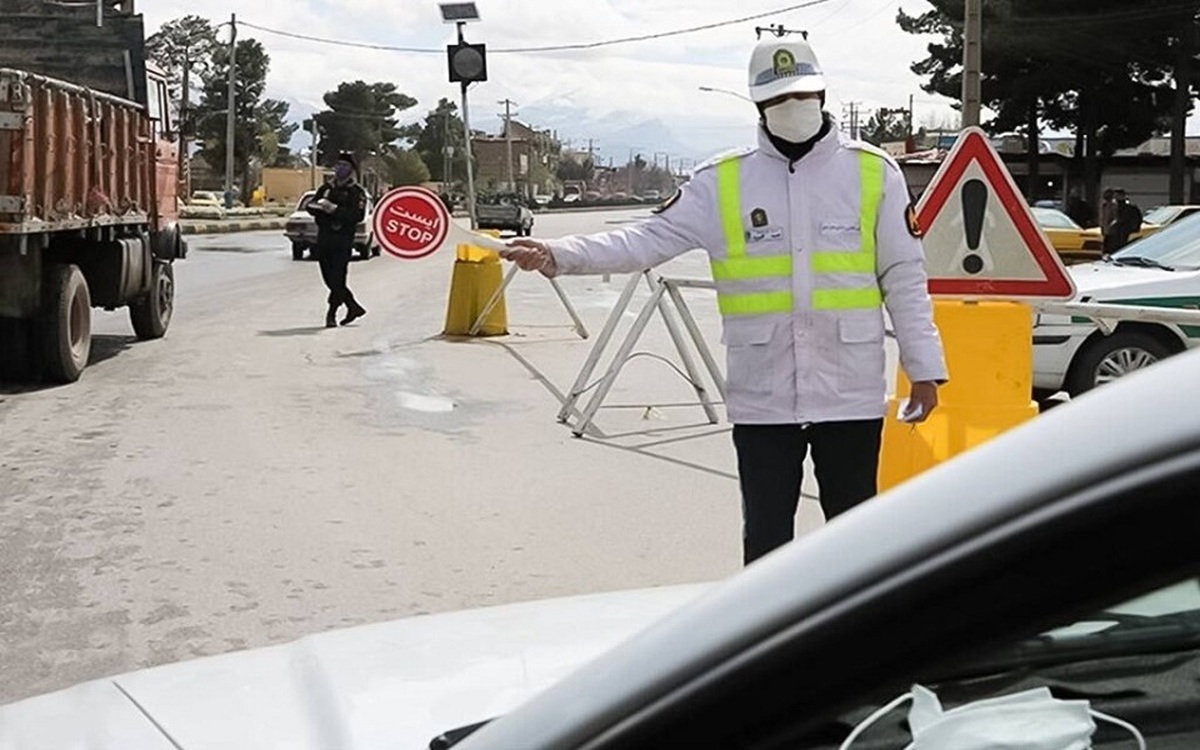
left=308, top=152, right=368, bottom=328
left=1109, top=188, right=1144, bottom=253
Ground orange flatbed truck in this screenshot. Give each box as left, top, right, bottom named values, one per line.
left=0, top=0, right=184, bottom=383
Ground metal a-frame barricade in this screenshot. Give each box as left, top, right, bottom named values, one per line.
left=558, top=271, right=726, bottom=438
left=469, top=264, right=590, bottom=339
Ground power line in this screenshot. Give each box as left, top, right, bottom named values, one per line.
left=237, top=0, right=834, bottom=55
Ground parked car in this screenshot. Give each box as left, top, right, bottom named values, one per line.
left=284, top=189, right=378, bottom=261
left=1033, top=211, right=1200, bottom=401
left=188, top=190, right=224, bottom=207
left=1031, top=206, right=1103, bottom=263
left=476, top=193, right=534, bottom=236
left=2, top=348, right=1200, bottom=749
left=1082, top=203, right=1200, bottom=246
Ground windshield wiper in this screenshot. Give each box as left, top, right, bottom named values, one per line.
left=1113, top=255, right=1175, bottom=271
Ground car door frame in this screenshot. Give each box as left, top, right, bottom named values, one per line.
left=572, top=450, right=1200, bottom=749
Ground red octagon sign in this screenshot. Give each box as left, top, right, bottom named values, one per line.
left=372, top=186, right=451, bottom=260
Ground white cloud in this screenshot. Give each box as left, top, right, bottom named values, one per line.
left=144, top=0, right=960, bottom=159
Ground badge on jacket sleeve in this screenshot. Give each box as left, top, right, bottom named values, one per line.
left=906, top=201, right=924, bottom=238
left=653, top=188, right=682, bottom=214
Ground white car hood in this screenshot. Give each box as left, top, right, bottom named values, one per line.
left=0, top=584, right=709, bottom=750
left=288, top=209, right=312, bottom=221
left=1068, top=261, right=1181, bottom=300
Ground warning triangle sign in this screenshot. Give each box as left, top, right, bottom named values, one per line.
left=915, top=127, right=1076, bottom=299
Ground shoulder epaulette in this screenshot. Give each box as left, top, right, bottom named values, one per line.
left=693, top=145, right=756, bottom=174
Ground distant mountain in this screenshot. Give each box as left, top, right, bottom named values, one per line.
left=517, top=104, right=754, bottom=169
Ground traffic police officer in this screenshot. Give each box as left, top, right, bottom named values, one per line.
left=503, top=32, right=948, bottom=564
left=308, top=151, right=368, bottom=328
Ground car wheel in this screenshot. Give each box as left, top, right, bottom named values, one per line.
left=1065, top=330, right=1173, bottom=397
left=292, top=242, right=305, bottom=261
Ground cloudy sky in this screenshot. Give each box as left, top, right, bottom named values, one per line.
left=142, top=0, right=966, bottom=164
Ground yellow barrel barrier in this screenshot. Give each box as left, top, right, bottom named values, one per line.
left=878, top=299, right=1039, bottom=492
left=443, top=230, right=508, bottom=337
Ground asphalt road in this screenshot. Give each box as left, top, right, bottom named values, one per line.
left=0, top=208, right=860, bottom=704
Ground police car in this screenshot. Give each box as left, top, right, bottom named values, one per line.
left=1033, top=211, right=1200, bottom=400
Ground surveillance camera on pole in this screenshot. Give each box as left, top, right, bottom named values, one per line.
left=440, top=2, right=484, bottom=229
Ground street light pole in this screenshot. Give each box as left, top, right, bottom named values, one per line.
left=698, top=85, right=752, bottom=102
left=224, top=13, right=237, bottom=208
left=457, top=21, right=478, bottom=230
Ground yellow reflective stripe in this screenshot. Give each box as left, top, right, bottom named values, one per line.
left=811, top=252, right=874, bottom=274
left=717, top=159, right=745, bottom=258
left=718, top=291, right=794, bottom=316
left=809, top=151, right=885, bottom=276
left=859, top=150, right=884, bottom=256
left=711, top=255, right=793, bottom=281
left=812, top=287, right=883, bottom=310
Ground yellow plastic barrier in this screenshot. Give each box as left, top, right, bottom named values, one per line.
left=878, top=300, right=1038, bottom=492
left=443, top=231, right=508, bottom=337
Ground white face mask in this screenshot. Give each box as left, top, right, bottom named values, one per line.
left=763, top=98, right=824, bottom=143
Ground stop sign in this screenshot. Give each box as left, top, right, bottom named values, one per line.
left=372, top=186, right=451, bottom=260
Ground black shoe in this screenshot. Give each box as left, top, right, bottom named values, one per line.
left=325, top=308, right=338, bottom=328
left=341, top=304, right=366, bottom=326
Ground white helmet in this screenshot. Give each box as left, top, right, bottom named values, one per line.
left=747, top=34, right=825, bottom=103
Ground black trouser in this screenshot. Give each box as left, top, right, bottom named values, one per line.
left=317, top=239, right=358, bottom=308
left=733, top=420, right=884, bottom=565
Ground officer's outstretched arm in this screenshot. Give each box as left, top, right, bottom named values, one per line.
left=542, top=175, right=718, bottom=276
left=876, top=164, right=948, bottom=385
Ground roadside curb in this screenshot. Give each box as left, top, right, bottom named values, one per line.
left=181, top=219, right=287, bottom=235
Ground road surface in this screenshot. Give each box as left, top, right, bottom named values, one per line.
left=0, top=208, right=843, bottom=704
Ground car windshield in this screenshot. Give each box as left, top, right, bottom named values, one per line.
left=1111, top=211, right=1200, bottom=270
left=990, top=577, right=1200, bottom=668
left=1031, top=206, right=1081, bottom=230
left=1142, top=205, right=1181, bottom=226
left=813, top=577, right=1200, bottom=749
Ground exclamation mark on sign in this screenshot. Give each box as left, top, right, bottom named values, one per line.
left=961, top=178, right=987, bottom=275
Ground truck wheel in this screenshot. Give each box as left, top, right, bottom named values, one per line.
left=356, top=244, right=371, bottom=260
left=129, top=261, right=174, bottom=341
left=41, top=264, right=91, bottom=383
left=292, top=242, right=305, bottom=261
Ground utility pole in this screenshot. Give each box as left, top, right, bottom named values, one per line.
left=499, top=98, right=518, bottom=192
left=309, top=118, right=319, bottom=189
left=908, top=93, right=915, bottom=145
left=224, top=13, right=237, bottom=208
left=180, top=47, right=190, bottom=198
left=442, top=109, right=452, bottom=195
left=962, top=0, right=982, bottom=128
left=842, top=102, right=862, bottom=140
left=1169, top=20, right=1195, bottom=203
left=96, top=0, right=103, bottom=26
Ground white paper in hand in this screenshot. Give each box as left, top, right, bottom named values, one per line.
left=898, top=398, right=927, bottom=423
